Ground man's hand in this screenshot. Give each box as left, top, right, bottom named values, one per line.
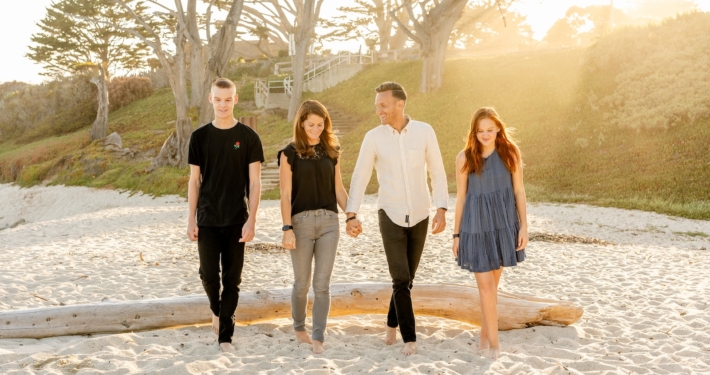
left=187, top=220, right=199, bottom=241
left=240, top=219, right=256, bottom=243
left=345, top=213, right=362, bottom=238
left=431, top=208, right=447, bottom=234
left=282, top=230, right=296, bottom=250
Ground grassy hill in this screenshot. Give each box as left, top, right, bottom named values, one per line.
left=1, top=12, right=708, bottom=219
left=306, top=11, right=710, bottom=220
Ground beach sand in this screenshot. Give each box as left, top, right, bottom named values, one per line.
left=1, top=183, right=709, bottom=374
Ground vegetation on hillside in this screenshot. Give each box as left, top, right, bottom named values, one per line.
left=308, top=12, right=710, bottom=220
left=1, top=12, right=708, bottom=220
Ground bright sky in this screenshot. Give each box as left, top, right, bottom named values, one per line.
left=2, top=0, right=708, bottom=84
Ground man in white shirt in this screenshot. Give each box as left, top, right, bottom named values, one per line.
left=345, top=82, right=448, bottom=356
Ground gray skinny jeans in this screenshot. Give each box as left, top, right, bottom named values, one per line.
left=290, top=209, right=340, bottom=342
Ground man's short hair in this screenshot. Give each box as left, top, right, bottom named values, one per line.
left=212, top=77, right=236, bottom=91
left=375, top=82, right=407, bottom=102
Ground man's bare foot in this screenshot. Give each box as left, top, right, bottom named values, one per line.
left=384, top=326, right=397, bottom=345
left=488, top=346, right=500, bottom=360
left=212, top=315, right=219, bottom=336
left=295, top=330, right=313, bottom=345
left=312, top=340, right=325, bottom=354
left=401, top=342, right=417, bottom=356
left=219, top=342, right=237, bottom=354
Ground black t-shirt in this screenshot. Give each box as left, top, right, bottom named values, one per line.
left=278, top=143, right=338, bottom=216
left=188, top=122, right=265, bottom=227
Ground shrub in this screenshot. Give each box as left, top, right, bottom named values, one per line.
left=109, top=76, right=154, bottom=112
left=585, top=11, right=710, bottom=129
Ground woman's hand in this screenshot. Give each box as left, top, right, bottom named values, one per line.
left=282, top=230, right=296, bottom=250
left=452, top=237, right=459, bottom=259
left=516, top=226, right=528, bottom=250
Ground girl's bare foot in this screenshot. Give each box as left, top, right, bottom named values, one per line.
left=295, top=330, right=313, bottom=344
left=384, top=326, right=397, bottom=345
left=219, top=342, right=237, bottom=354
left=488, top=346, right=500, bottom=360
left=478, top=336, right=490, bottom=351
left=401, top=342, right=417, bottom=356
left=212, top=315, right=219, bottom=336
left=312, top=340, right=325, bottom=354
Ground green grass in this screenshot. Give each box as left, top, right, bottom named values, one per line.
left=0, top=87, right=291, bottom=198
left=674, top=231, right=709, bottom=238
left=302, top=47, right=710, bottom=220
left=2, top=15, right=709, bottom=221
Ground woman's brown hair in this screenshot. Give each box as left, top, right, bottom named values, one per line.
left=293, top=100, right=340, bottom=159
left=462, top=107, right=521, bottom=175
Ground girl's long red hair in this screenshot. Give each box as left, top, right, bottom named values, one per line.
left=462, top=107, right=521, bottom=175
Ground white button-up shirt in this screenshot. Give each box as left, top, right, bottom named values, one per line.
left=346, top=117, right=448, bottom=227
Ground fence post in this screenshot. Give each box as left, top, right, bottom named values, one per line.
left=239, top=116, right=257, bottom=132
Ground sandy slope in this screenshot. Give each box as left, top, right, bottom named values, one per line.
left=0, top=183, right=709, bottom=374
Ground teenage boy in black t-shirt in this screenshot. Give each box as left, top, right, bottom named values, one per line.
left=187, top=78, right=264, bottom=354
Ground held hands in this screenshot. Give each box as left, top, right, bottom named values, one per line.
left=187, top=220, right=199, bottom=241
left=282, top=230, right=296, bottom=250
left=346, top=216, right=363, bottom=238
left=516, top=226, right=528, bottom=250
left=431, top=208, right=447, bottom=234
left=239, top=219, right=256, bottom=243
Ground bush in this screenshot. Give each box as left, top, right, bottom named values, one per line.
left=109, top=76, right=154, bottom=112
left=0, top=75, right=96, bottom=142
left=585, top=11, right=710, bottom=129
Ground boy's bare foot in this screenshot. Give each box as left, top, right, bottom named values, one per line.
left=401, top=342, right=417, bottom=356
left=212, top=315, right=219, bottom=336
left=384, top=326, right=397, bottom=345
left=219, top=342, right=237, bottom=354
left=488, top=346, right=500, bottom=360
left=295, top=330, right=313, bottom=344
left=312, top=340, right=325, bottom=354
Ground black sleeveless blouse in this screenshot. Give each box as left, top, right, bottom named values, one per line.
left=278, top=143, right=338, bottom=216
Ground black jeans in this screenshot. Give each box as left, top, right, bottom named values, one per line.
left=198, top=223, right=245, bottom=344
left=378, top=209, right=429, bottom=343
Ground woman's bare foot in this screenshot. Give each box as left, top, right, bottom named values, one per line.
left=401, top=342, right=417, bottom=356
left=384, top=326, right=397, bottom=345
left=212, top=315, right=219, bottom=336
left=488, top=346, right=500, bottom=360
left=219, top=342, right=237, bottom=354
left=295, top=330, right=313, bottom=345
left=312, top=340, right=325, bottom=354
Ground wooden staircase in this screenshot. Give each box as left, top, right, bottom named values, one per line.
left=260, top=107, right=362, bottom=192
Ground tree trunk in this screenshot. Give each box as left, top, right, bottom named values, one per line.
left=151, top=26, right=192, bottom=169
left=0, top=283, right=583, bottom=339
left=197, top=0, right=245, bottom=127
left=89, top=64, right=109, bottom=140
left=287, top=31, right=310, bottom=122
left=420, top=35, right=448, bottom=93
left=187, top=0, right=205, bottom=109
left=188, top=43, right=205, bottom=109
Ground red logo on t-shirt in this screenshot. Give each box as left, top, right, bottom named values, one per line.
left=234, top=141, right=240, bottom=150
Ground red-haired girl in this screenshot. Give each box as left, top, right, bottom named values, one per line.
left=451, top=107, right=528, bottom=359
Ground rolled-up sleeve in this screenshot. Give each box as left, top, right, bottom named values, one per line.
left=346, top=132, right=376, bottom=214
left=425, top=125, right=449, bottom=210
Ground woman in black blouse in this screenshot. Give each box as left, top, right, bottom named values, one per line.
left=278, top=100, right=348, bottom=354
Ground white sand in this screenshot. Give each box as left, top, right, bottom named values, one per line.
left=1, top=183, right=709, bottom=374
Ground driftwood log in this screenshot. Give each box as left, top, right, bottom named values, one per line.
left=0, top=283, right=582, bottom=339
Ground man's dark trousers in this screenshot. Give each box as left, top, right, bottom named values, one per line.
left=197, top=223, right=245, bottom=344
left=378, top=209, right=429, bottom=343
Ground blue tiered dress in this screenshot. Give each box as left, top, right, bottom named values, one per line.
left=458, top=149, right=525, bottom=273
